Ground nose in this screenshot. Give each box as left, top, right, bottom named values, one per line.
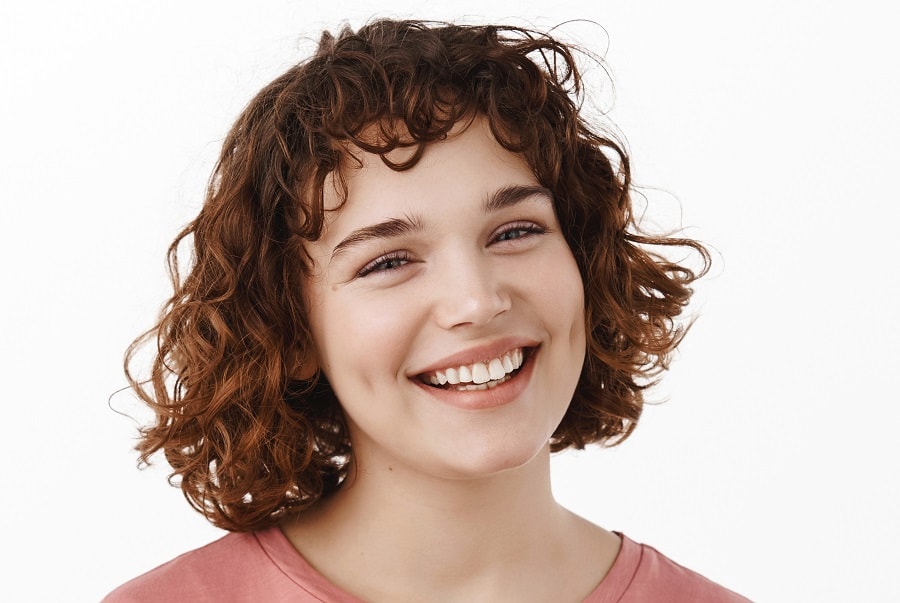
left=432, top=252, right=511, bottom=330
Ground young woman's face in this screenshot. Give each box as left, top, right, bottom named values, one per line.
left=303, top=117, right=586, bottom=480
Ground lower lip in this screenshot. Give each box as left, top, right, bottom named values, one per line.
left=413, top=348, right=538, bottom=411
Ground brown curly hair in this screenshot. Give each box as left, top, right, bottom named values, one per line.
left=125, top=19, right=710, bottom=532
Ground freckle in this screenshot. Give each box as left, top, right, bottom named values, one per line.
left=388, top=465, right=393, bottom=471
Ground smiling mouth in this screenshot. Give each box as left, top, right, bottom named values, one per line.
left=417, top=347, right=533, bottom=392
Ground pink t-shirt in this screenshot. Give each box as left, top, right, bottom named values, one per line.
left=104, top=527, right=750, bottom=602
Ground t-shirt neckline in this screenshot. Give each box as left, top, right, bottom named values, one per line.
left=254, top=525, right=640, bottom=602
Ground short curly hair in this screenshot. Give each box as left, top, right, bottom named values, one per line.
left=126, top=19, right=710, bottom=532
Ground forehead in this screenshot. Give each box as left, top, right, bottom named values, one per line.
left=322, top=118, right=535, bottom=216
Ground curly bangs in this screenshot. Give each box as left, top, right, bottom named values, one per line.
left=125, top=19, right=710, bottom=532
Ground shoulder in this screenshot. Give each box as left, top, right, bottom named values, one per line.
left=102, top=530, right=280, bottom=602
left=588, top=534, right=752, bottom=603
left=102, top=526, right=353, bottom=603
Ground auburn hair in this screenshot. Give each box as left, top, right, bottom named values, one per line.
left=126, top=19, right=710, bottom=531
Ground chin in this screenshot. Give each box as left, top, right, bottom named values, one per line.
left=434, top=433, right=551, bottom=480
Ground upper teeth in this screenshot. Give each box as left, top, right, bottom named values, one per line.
left=426, top=349, right=524, bottom=386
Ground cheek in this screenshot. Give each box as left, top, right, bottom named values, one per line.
left=529, top=244, right=585, bottom=324
left=309, top=288, right=419, bottom=387
left=563, top=278, right=587, bottom=363
left=539, top=248, right=587, bottom=370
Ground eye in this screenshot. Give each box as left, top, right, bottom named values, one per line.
left=356, top=251, right=411, bottom=278
left=491, top=222, right=547, bottom=244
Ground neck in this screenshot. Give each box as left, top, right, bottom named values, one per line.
left=282, top=445, right=618, bottom=602
left=346, top=444, right=560, bottom=554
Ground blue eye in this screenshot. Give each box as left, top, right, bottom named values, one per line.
left=357, top=252, right=411, bottom=277
left=492, top=223, right=547, bottom=243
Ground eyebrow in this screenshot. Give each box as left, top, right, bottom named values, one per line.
left=331, top=215, right=424, bottom=261
left=484, top=184, right=553, bottom=212
left=330, top=184, right=553, bottom=261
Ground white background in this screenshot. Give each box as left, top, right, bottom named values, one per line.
left=1, top=1, right=897, bottom=601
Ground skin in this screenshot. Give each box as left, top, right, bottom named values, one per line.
left=283, top=117, right=621, bottom=602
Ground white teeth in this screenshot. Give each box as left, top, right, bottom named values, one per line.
left=488, top=358, right=505, bottom=380
left=472, top=363, right=490, bottom=384
left=422, top=347, right=527, bottom=388
left=453, top=374, right=511, bottom=391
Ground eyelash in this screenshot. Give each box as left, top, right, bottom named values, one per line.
left=491, top=222, right=547, bottom=243
left=355, top=222, right=547, bottom=278
left=356, top=251, right=412, bottom=278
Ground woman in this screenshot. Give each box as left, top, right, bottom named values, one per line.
left=106, top=19, right=749, bottom=602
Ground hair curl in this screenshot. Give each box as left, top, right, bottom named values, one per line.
left=126, top=19, right=710, bottom=532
